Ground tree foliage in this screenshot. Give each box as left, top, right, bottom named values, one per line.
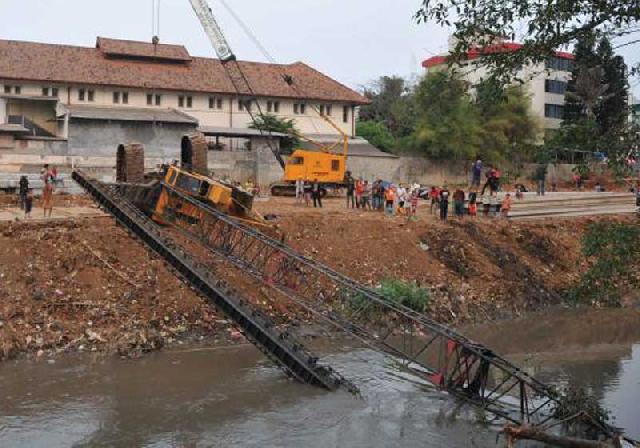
left=408, top=71, right=538, bottom=162
left=547, top=35, right=631, bottom=169
left=249, top=113, right=300, bottom=154
left=356, top=120, right=395, bottom=152
left=359, top=76, right=416, bottom=140
left=415, top=0, right=640, bottom=80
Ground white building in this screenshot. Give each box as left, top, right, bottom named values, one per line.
left=422, top=39, right=575, bottom=130
left=0, top=37, right=368, bottom=165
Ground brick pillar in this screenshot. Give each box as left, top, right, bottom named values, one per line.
left=181, top=133, right=208, bottom=176
left=116, top=143, right=145, bottom=183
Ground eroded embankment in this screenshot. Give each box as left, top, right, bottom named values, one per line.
left=0, top=202, right=637, bottom=361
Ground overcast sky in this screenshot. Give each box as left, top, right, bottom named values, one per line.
left=0, top=0, right=638, bottom=96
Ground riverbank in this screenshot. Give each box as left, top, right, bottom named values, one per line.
left=0, top=196, right=638, bottom=362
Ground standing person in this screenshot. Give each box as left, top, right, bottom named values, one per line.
left=311, top=179, right=322, bottom=208
left=295, top=177, right=304, bottom=204
left=384, top=184, right=396, bottom=216
left=409, top=189, right=419, bottom=219
left=355, top=178, right=364, bottom=209
left=345, top=172, right=355, bottom=208
left=471, top=158, right=483, bottom=190
left=24, top=189, right=33, bottom=219
left=396, top=184, right=406, bottom=212
left=41, top=164, right=54, bottom=218
left=482, top=193, right=491, bottom=216
left=429, top=186, right=440, bottom=215
left=453, top=188, right=465, bottom=218
left=360, top=180, right=371, bottom=210
left=534, top=163, right=547, bottom=196
left=18, top=175, right=29, bottom=210
left=501, top=193, right=512, bottom=218
left=439, top=185, right=450, bottom=221
left=303, top=181, right=311, bottom=207
left=468, top=192, right=478, bottom=217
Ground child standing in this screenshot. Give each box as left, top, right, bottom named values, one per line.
left=501, top=193, right=512, bottom=218
left=24, top=189, right=33, bottom=219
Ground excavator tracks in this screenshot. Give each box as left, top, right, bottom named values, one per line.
left=72, top=170, right=354, bottom=392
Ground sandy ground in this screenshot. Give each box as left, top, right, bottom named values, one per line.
left=0, top=194, right=638, bottom=362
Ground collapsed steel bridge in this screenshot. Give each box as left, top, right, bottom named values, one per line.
left=72, top=170, right=352, bottom=392
left=75, top=170, right=628, bottom=441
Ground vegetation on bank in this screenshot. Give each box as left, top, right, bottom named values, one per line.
left=345, top=279, right=431, bottom=317
left=570, top=221, right=640, bottom=306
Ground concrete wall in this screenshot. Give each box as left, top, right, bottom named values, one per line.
left=67, top=119, right=197, bottom=158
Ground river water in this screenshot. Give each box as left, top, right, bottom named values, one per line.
left=1, top=310, right=639, bottom=447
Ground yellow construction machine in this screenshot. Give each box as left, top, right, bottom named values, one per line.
left=153, top=164, right=263, bottom=226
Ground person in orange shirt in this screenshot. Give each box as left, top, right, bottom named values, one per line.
left=501, top=193, right=512, bottom=218
left=384, top=185, right=396, bottom=216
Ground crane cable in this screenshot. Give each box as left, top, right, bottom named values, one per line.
left=214, top=0, right=346, bottom=153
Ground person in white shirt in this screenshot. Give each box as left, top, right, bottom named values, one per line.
left=295, top=177, right=304, bottom=203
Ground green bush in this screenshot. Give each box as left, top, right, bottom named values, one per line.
left=345, top=279, right=431, bottom=317
left=568, top=221, right=640, bottom=305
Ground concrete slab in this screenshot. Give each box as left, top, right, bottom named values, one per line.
left=0, top=205, right=106, bottom=222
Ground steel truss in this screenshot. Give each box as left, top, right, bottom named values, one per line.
left=72, top=171, right=353, bottom=392
left=144, top=180, right=624, bottom=438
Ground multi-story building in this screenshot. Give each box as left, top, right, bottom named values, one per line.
left=0, top=37, right=368, bottom=169
left=422, top=38, right=575, bottom=130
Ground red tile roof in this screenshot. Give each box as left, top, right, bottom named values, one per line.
left=96, top=37, right=192, bottom=62
left=0, top=38, right=369, bottom=104
left=422, top=42, right=574, bottom=68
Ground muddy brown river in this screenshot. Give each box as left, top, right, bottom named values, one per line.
left=1, top=309, right=639, bottom=447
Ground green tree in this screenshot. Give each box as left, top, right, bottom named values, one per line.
left=595, top=37, right=629, bottom=137
left=356, top=120, right=395, bottom=152
left=249, top=113, right=300, bottom=154
left=359, top=76, right=416, bottom=139
left=475, top=79, right=540, bottom=162
left=415, top=0, right=640, bottom=80
left=564, top=34, right=600, bottom=123
left=410, top=71, right=483, bottom=160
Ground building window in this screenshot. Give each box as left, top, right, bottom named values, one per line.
left=186, top=96, right=192, bottom=108
left=545, top=56, right=573, bottom=72
left=42, top=87, right=49, bottom=96
left=545, top=79, right=567, bottom=95
left=122, top=92, right=128, bottom=104
left=113, top=91, right=120, bottom=104
left=343, top=106, right=350, bottom=123
left=293, top=103, right=306, bottom=114
left=209, top=97, right=223, bottom=109
left=52, top=87, right=59, bottom=97
left=147, top=94, right=153, bottom=105
left=87, top=89, right=95, bottom=102
left=3, top=85, right=10, bottom=94
left=155, top=94, right=161, bottom=106
left=178, top=95, right=185, bottom=108
left=266, top=100, right=280, bottom=113
left=326, top=105, right=332, bottom=116
left=239, top=99, right=252, bottom=112
left=14, top=86, right=21, bottom=95
left=544, top=103, right=564, bottom=119
left=78, top=88, right=85, bottom=101
left=319, top=105, right=325, bottom=116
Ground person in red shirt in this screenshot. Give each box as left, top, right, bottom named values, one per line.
left=429, top=186, right=440, bottom=215
left=355, top=179, right=365, bottom=209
